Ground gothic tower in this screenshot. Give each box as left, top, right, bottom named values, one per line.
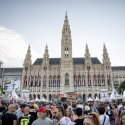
left=102, top=44, right=112, bottom=90
left=60, top=12, right=74, bottom=94
left=22, top=45, right=32, bottom=89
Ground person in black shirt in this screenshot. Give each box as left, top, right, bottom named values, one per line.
left=19, top=106, right=34, bottom=125
left=1, top=104, right=17, bottom=125
left=74, top=107, right=84, bottom=125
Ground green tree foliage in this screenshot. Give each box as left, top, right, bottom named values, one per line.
left=118, top=81, right=125, bottom=94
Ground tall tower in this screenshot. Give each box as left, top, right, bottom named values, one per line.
left=61, top=11, right=72, bottom=62
left=60, top=12, right=74, bottom=94
left=102, top=44, right=112, bottom=91
left=22, top=45, right=32, bottom=89
left=102, top=44, right=111, bottom=70
left=84, top=44, right=92, bottom=87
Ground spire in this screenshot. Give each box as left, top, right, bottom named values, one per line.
left=23, top=44, right=32, bottom=67
left=44, top=44, right=49, bottom=57
left=102, top=43, right=111, bottom=68
left=62, top=11, right=71, bottom=35
left=61, top=12, right=72, bottom=61
left=85, top=44, right=91, bottom=65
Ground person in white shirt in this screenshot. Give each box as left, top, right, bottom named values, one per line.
left=98, top=106, right=110, bottom=125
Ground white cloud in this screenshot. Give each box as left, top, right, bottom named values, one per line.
left=0, top=26, right=38, bottom=67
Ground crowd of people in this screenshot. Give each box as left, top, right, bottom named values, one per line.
left=0, top=100, right=125, bottom=125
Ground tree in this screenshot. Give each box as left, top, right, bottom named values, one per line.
left=117, top=81, right=125, bottom=94
left=0, top=84, right=5, bottom=94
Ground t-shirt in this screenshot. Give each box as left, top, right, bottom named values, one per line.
left=74, top=118, right=84, bottom=125
left=1, top=112, right=17, bottom=125
left=59, top=117, right=75, bottom=125
left=19, top=114, right=34, bottom=125
left=31, top=118, right=52, bottom=125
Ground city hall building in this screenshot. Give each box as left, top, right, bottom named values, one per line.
left=22, top=13, right=125, bottom=101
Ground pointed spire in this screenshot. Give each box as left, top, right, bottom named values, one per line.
left=65, top=11, right=68, bottom=18
left=23, top=45, right=32, bottom=67
left=85, top=44, right=91, bottom=65
left=44, top=44, right=49, bottom=58
left=102, top=43, right=111, bottom=67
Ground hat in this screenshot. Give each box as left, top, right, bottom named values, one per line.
left=39, top=106, right=47, bottom=113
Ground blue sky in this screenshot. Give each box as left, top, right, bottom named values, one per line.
left=0, top=0, right=125, bottom=67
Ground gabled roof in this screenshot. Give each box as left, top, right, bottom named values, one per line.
left=33, top=57, right=101, bottom=65
left=112, top=66, right=125, bottom=71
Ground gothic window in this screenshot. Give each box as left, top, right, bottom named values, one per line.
left=49, top=76, right=52, bottom=87
left=53, top=75, right=56, bottom=87
left=93, top=75, right=97, bottom=86
left=65, top=47, right=69, bottom=58
left=31, top=76, right=33, bottom=87
left=78, top=75, right=81, bottom=86
left=43, top=75, right=46, bottom=86
left=38, top=76, right=41, bottom=87
left=65, top=73, right=69, bottom=86
left=37, top=94, right=40, bottom=99
left=35, top=76, right=38, bottom=86
left=102, top=75, right=105, bottom=86
left=98, top=74, right=100, bottom=86
left=57, top=75, right=60, bottom=87
left=33, top=94, right=36, bottom=100
left=24, top=75, right=27, bottom=86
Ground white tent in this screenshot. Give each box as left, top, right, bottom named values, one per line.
left=95, top=97, right=99, bottom=101
left=87, top=97, right=93, bottom=102
left=34, top=97, right=40, bottom=102
left=41, top=97, right=46, bottom=102
left=110, top=89, right=116, bottom=100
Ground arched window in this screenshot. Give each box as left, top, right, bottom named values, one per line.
left=43, top=75, right=46, bottom=86
left=83, top=94, right=86, bottom=101
left=31, top=76, right=33, bottom=87
left=38, top=76, right=41, bottom=87
left=49, top=76, right=52, bottom=87
left=33, top=94, right=36, bottom=99
left=57, top=75, right=60, bottom=87
left=93, top=75, right=97, bottom=86
left=37, top=94, right=40, bottom=99
left=35, top=76, right=38, bottom=86
left=65, top=73, right=69, bottom=86
left=53, top=75, right=56, bottom=87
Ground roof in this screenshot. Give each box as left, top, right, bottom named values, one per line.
left=112, top=66, right=125, bottom=71
left=3, top=68, right=23, bottom=73
left=33, top=57, right=101, bottom=65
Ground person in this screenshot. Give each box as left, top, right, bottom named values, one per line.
left=83, top=112, right=101, bottom=125
left=55, top=106, right=75, bottom=125
left=112, top=103, right=119, bottom=125
left=74, top=107, right=84, bottom=125
left=120, top=113, right=125, bottom=125
left=1, top=104, right=17, bottom=125
left=98, top=106, right=110, bottom=125
left=16, top=103, right=27, bottom=120
left=19, top=106, right=34, bottom=125
left=31, top=106, right=52, bottom=125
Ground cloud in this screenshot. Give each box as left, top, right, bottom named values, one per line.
left=0, top=26, right=38, bottom=67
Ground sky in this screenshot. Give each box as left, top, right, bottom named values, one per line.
left=0, top=0, right=125, bottom=67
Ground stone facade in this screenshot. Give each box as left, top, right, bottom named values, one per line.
left=22, top=13, right=124, bottom=101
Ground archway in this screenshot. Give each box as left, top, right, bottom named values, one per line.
left=49, top=94, right=52, bottom=101
left=33, top=94, right=36, bottom=99
left=83, top=94, right=86, bottom=101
